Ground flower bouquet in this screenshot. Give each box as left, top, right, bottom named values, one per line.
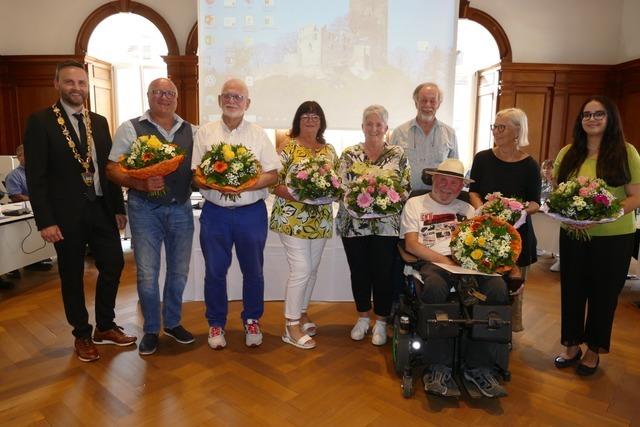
left=344, top=163, right=404, bottom=219
left=285, top=156, right=342, bottom=205
left=478, top=192, right=527, bottom=229
left=118, top=134, right=185, bottom=196
left=450, top=215, right=522, bottom=274
left=541, top=176, right=623, bottom=240
left=195, top=142, right=261, bottom=201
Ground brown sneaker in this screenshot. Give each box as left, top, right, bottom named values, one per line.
left=93, top=326, right=137, bottom=346
left=75, top=337, right=100, bottom=362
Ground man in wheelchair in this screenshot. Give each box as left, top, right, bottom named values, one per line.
left=398, top=159, right=510, bottom=398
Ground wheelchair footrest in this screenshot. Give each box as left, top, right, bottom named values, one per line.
left=417, top=303, right=460, bottom=339
left=470, top=305, right=512, bottom=343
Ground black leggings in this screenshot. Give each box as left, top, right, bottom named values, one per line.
left=342, top=235, right=398, bottom=317
left=559, top=229, right=634, bottom=353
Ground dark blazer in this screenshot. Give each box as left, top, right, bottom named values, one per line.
left=23, top=101, right=125, bottom=231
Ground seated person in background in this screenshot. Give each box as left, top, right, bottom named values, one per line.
left=5, top=144, right=52, bottom=273
left=6, top=144, right=29, bottom=202
left=400, top=159, right=509, bottom=398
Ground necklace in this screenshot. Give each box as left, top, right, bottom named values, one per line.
left=52, top=104, right=95, bottom=187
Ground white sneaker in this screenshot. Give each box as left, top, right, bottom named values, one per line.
left=372, top=321, right=387, bottom=346
left=350, top=317, right=370, bottom=341
left=208, top=326, right=226, bottom=349
left=244, top=319, right=263, bottom=347
left=550, top=259, right=561, bottom=272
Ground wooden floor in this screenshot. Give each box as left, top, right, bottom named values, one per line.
left=1, top=248, right=640, bottom=427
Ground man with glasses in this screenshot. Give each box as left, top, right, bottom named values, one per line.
left=391, top=82, right=459, bottom=194
left=107, top=78, right=196, bottom=356
left=192, top=78, right=280, bottom=349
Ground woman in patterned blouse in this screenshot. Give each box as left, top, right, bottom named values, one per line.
left=337, top=105, right=411, bottom=346
left=270, top=101, right=338, bottom=349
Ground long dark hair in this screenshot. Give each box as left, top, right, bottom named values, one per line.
left=289, top=101, right=326, bottom=144
left=557, top=95, right=629, bottom=186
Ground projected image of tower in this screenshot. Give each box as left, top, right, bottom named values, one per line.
left=348, top=0, right=388, bottom=71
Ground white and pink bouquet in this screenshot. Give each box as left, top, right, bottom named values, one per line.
left=286, top=156, right=342, bottom=205
left=542, top=176, right=623, bottom=240
left=344, top=163, right=404, bottom=218
left=478, top=192, right=527, bottom=229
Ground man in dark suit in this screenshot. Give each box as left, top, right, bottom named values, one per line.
left=23, top=60, right=136, bottom=362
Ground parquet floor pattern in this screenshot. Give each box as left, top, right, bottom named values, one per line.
left=1, top=250, right=639, bottom=426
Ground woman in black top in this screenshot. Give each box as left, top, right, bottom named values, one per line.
left=469, top=108, right=541, bottom=332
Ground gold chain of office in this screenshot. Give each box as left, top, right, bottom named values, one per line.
left=51, top=104, right=95, bottom=187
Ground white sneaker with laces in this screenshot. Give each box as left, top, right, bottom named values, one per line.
left=244, top=319, right=263, bottom=347
left=208, top=326, right=226, bottom=349
left=371, top=320, right=387, bottom=346
left=350, top=317, right=370, bottom=341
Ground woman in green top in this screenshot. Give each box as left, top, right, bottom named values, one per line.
left=270, top=101, right=338, bottom=350
left=552, top=95, right=640, bottom=376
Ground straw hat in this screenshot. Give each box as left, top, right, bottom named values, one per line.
left=423, top=159, right=474, bottom=184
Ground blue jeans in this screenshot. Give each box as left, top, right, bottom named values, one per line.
left=200, top=200, right=268, bottom=328
left=128, top=194, right=194, bottom=333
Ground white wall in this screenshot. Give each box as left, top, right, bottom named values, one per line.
left=0, top=0, right=636, bottom=63
left=472, top=0, right=627, bottom=64
left=620, top=0, right=640, bottom=62
left=0, top=0, right=197, bottom=55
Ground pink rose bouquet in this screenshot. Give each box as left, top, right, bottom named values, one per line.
left=542, top=176, right=623, bottom=240
left=344, top=164, right=404, bottom=218
left=286, top=156, right=342, bottom=204
left=478, top=192, right=527, bottom=229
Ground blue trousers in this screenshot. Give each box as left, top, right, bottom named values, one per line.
left=128, top=194, right=194, bottom=334
left=200, top=200, right=268, bottom=328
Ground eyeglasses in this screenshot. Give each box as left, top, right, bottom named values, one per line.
left=490, top=124, right=506, bottom=133
left=220, top=93, right=245, bottom=102
left=150, top=89, right=176, bottom=99
left=582, top=110, right=606, bottom=121
left=300, top=114, right=320, bottom=122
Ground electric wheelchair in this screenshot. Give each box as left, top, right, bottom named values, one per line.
left=392, top=242, right=513, bottom=399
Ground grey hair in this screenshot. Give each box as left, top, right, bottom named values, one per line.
left=412, top=82, right=443, bottom=103
left=496, top=108, right=530, bottom=148
left=362, top=105, right=389, bottom=125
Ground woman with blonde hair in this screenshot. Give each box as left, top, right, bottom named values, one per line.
left=468, top=108, right=541, bottom=332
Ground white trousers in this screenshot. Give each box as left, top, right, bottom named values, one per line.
left=279, top=233, right=328, bottom=320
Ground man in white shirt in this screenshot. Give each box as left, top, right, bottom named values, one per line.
left=192, top=78, right=281, bottom=349
left=400, top=159, right=509, bottom=399
left=391, top=83, right=459, bottom=194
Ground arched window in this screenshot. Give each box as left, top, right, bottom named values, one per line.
left=88, top=13, right=168, bottom=126
left=453, top=19, right=500, bottom=166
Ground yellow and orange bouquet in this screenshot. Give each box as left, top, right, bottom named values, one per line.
left=195, top=142, right=261, bottom=201
left=449, top=215, right=522, bottom=274
left=119, top=134, right=185, bottom=196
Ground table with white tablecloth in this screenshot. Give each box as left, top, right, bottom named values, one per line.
left=531, top=212, right=560, bottom=255
left=0, top=203, right=56, bottom=275
left=159, top=196, right=353, bottom=302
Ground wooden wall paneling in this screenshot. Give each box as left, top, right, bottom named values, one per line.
left=616, top=59, right=640, bottom=149
left=0, top=55, right=83, bottom=155
left=514, top=90, right=550, bottom=163
left=164, top=55, right=199, bottom=125
left=85, top=56, right=115, bottom=135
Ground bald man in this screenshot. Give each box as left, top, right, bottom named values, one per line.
left=107, top=78, right=197, bottom=355
left=192, top=78, right=280, bottom=349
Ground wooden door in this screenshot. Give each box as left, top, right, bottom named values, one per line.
left=85, top=56, right=115, bottom=135
left=473, top=64, right=500, bottom=154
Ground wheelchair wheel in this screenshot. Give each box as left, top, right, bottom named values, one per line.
left=401, top=374, right=414, bottom=398
left=392, top=316, right=411, bottom=376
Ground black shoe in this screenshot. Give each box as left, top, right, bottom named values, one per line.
left=139, top=333, right=159, bottom=355
left=463, top=368, right=508, bottom=398
left=0, top=277, right=14, bottom=290
left=163, top=325, right=195, bottom=344
left=576, top=356, right=599, bottom=376
left=554, top=348, right=583, bottom=368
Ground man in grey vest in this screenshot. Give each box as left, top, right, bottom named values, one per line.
left=107, top=78, right=196, bottom=355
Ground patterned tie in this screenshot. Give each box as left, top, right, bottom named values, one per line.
left=72, top=112, right=88, bottom=154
